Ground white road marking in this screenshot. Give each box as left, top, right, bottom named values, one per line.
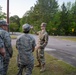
left=44, top=48, right=56, bottom=51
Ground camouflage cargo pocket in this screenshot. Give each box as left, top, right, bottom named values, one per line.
left=40, top=54, right=44, bottom=58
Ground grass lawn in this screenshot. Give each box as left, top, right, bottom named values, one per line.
left=62, top=38, right=76, bottom=41
left=7, top=47, right=76, bottom=75
left=10, top=35, right=17, bottom=39
left=52, top=36, right=76, bottom=42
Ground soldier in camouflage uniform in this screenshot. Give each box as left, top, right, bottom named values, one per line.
left=0, top=20, right=13, bottom=75
left=16, top=23, right=36, bottom=75
left=34, top=22, right=48, bottom=72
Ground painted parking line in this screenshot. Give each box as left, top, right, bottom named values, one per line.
left=44, top=48, right=56, bottom=51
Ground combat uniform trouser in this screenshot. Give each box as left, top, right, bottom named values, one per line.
left=17, top=63, right=34, bottom=75
left=36, top=48, right=46, bottom=72
left=0, top=55, right=4, bottom=75
left=0, top=55, right=10, bottom=75
left=36, top=48, right=45, bottom=65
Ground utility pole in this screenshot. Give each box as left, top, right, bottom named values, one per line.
left=7, top=0, right=9, bottom=24
left=7, top=0, right=9, bottom=31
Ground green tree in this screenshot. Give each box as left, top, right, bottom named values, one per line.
left=32, top=0, right=58, bottom=23
left=47, top=11, right=60, bottom=35
left=71, top=1, right=76, bottom=35
left=0, top=5, right=6, bottom=19
left=10, top=15, right=20, bottom=32
left=59, top=3, right=70, bottom=35
left=21, top=0, right=59, bottom=32
left=9, top=23, right=19, bottom=34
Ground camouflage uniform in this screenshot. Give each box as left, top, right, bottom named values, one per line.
left=36, top=30, right=48, bottom=66
left=0, top=37, right=4, bottom=75
left=0, top=27, right=13, bottom=75
left=16, top=24, right=36, bottom=75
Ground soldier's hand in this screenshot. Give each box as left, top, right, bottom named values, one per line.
left=35, top=45, right=40, bottom=50
left=0, top=48, right=6, bottom=57
left=30, top=26, right=34, bottom=29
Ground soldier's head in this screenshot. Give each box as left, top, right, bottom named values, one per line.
left=22, top=23, right=31, bottom=33
left=0, top=20, right=8, bottom=31
left=41, top=22, right=46, bottom=30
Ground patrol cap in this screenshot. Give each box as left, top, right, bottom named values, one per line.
left=0, top=20, right=8, bottom=26
left=22, top=23, right=31, bottom=31
left=41, top=22, right=46, bottom=27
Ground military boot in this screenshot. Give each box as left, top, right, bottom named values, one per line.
left=40, top=64, right=45, bottom=72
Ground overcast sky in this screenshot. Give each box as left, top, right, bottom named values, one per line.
left=0, top=0, right=75, bottom=18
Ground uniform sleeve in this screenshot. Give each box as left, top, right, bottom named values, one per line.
left=31, top=37, right=36, bottom=52
left=16, top=38, right=21, bottom=49
left=40, top=33, right=48, bottom=48
left=4, top=32, right=13, bottom=57
left=32, top=39, right=36, bottom=48
left=0, top=38, right=4, bottom=48
left=32, top=28, right=40, bottom=35
left=36, top=31, right=40, bottom=35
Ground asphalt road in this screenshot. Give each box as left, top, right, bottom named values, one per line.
left=12, top=34, right=76, bottom=67
left=46, top=36, right=76, bottom=67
